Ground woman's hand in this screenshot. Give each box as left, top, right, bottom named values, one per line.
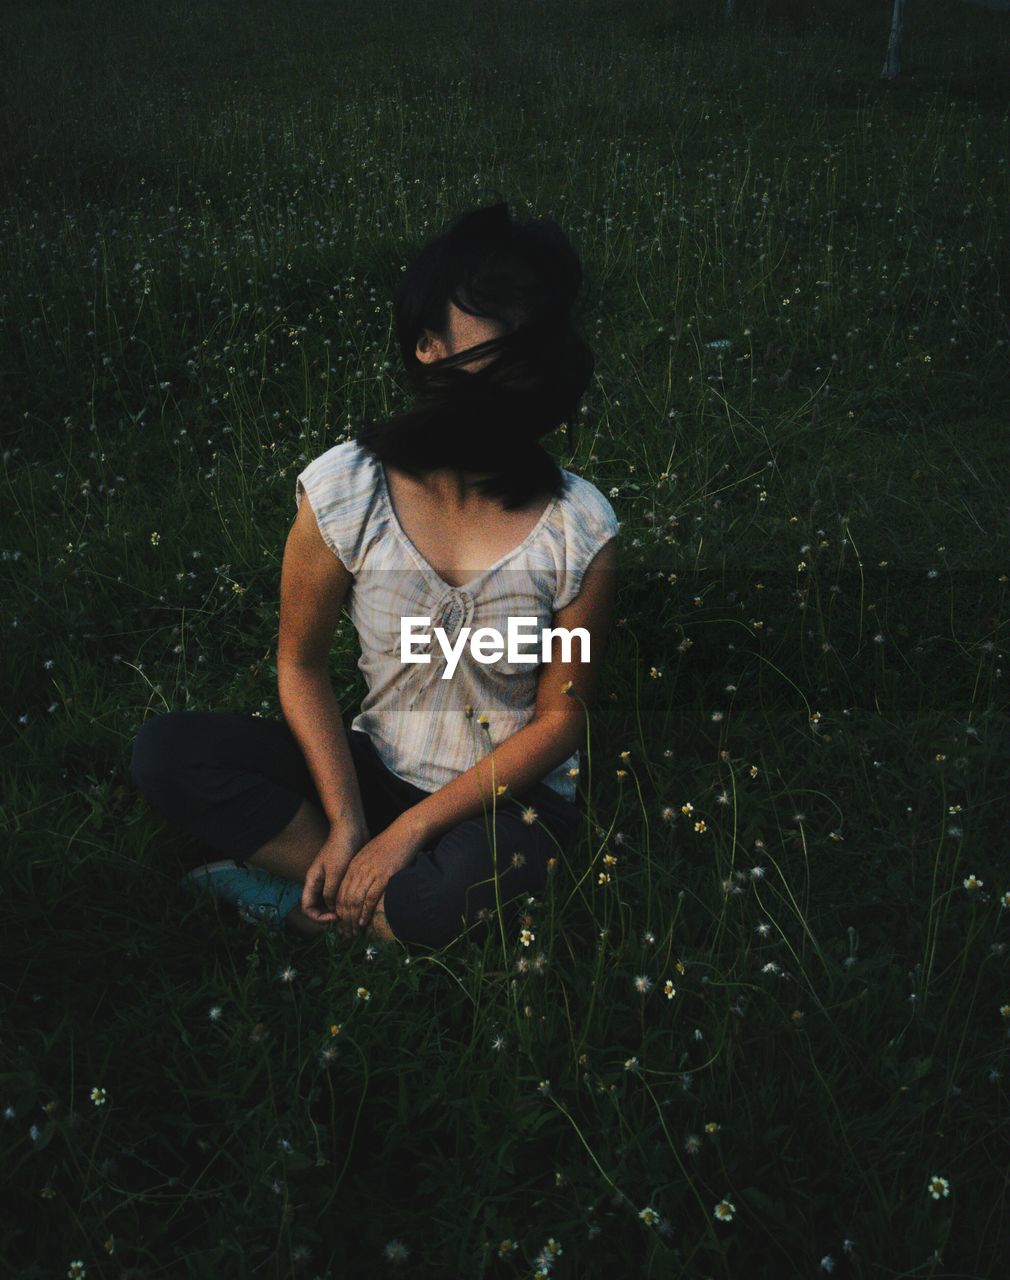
left=334, top=814, right=429, bottom=938
left=301, top=823, right=371, bottom=925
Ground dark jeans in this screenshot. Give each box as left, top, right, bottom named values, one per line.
left=129, top=710, right=582, bottom=951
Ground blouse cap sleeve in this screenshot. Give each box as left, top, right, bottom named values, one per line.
left=553, top=476, right=620, bottom=612
left=294, top=440, right=375, bottom=574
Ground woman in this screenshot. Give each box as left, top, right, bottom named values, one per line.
left=129, top=199, right=620, bottom=952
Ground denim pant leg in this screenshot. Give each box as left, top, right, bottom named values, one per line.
left=382, top=780, right=582, bottom=951
left=128, top=710, right=416, bottom=861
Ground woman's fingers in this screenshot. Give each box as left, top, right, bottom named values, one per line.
left=302, top=855, right=377, bottom=936
left=303, top=859, right=337, bottom=922
left=336, top=886, right=355, bottom=935
left=336, top=874, right=373, bottom=936
left=356, top=886, right=377, bottom=929
left=324, top=859, right=352, bottom=915
left=301, top=861, right=323, bottom=915
left=331, top=873, right=352, bottom=935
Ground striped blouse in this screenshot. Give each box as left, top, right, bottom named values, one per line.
left=294, top=438, right=620, bottom=801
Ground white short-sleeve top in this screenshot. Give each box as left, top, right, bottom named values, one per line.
left=294, top=439, right=620, bottom=801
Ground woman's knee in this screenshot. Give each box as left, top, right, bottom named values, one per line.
left=392, top=891, right=521, bottom=951
left=382, top=845, right=534, bottom=951
left=381, top=863, right=453, bottom=950
left=129, top=710, right=201, bottom=803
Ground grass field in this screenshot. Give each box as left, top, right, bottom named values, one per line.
left=3, top=1, right=1009, bottom=1276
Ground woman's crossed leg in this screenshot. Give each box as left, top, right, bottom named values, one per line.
left=129, top=710, right=581, bottom=951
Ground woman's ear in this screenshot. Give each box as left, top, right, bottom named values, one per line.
left=416, top=329, right=446, bottom=364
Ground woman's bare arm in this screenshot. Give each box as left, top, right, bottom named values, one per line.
left=276, top=499, right=368, bottom=835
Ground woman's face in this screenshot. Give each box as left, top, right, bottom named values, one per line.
left=416, top=300, right=504, bottom=373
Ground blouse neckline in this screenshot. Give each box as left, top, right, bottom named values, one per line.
left=372, top=451, right=564, bottom=594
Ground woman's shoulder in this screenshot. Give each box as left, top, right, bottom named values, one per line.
left=558, top=467, right=621, bottom=539
left=300, top=437, right=376, bottom=485
left=296, top=438, right=382, bottom=515
left=294, top=439, right=381, bottom=573
left=543, top=467, right=620, bottom=612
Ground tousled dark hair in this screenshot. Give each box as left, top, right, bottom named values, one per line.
left=355, top=199, right=595, bottom=511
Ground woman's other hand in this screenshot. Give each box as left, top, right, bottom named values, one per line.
left=301, top=823, right=371, bottom=925
left=334, top=815, right=428, bottom=938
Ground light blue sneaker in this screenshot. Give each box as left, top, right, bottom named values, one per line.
left=180, top=860, right=304, bottom=931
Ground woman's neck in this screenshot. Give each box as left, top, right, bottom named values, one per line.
left=416, top=467, right=497, bottom=504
